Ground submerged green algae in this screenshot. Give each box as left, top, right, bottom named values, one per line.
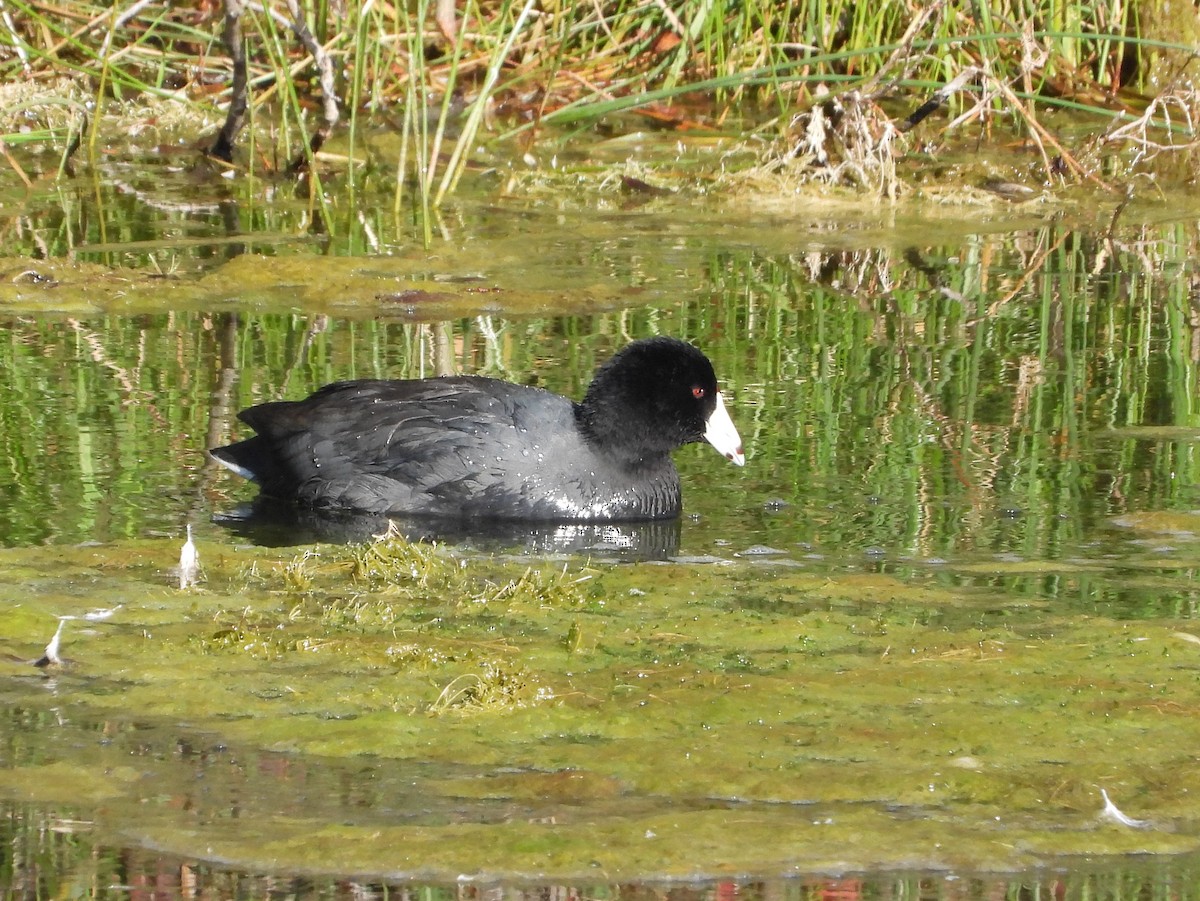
left=2, top=532, right=1200, bottom=879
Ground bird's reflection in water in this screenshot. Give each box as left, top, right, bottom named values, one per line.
left=214, top=498, right=682, bottom=560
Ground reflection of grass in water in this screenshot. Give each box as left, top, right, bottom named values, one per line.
left=1, top=218, right=1199, bottom=558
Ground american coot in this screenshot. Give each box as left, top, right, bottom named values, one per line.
left=211, top=336, right=744, bottom=521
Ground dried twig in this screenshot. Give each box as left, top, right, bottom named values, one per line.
left=435, top=0, right=457, bottom=41
left=860, top=0, right=949, bottom=100
left=282, top=0, right=341, bottom=174
left=1099, top=79, right=1200, bottom=166
left=900, top=66, right=982, bottom=133
left=992, top=73, right=1110, bottom=189
left=0, top=0, right=29, bottom=72
left=99, top=0, right=155, bottom=59
left=0, top=140, right=31, bottom=188
left=210, top=0, right=248, bottom=163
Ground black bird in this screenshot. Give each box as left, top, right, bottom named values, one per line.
left=211, top=336, right=744, bottom=521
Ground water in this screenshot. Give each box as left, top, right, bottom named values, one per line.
left=5, top=225, right=1198, bottom=561
left=3, top=139, right=1200, bottom=890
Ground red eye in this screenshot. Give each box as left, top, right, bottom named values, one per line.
left=691, top=385, right=706, bottom=399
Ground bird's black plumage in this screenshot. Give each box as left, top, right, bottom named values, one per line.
left=211, top=337, right=743, bottom=521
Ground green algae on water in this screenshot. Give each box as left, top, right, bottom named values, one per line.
left=4, top=530, right=1200, bottom=878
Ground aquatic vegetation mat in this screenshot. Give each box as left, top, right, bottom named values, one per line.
left=2, top=531, right=1200, bottom=879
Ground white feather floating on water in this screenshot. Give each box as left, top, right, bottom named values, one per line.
left=54, top=606, right=123, bottom=623
left=1099, top=788, right=1151, bottom=828
left=33, top=607, right=123, bottom=668
left=178, top=524, right=199, bottom=589
left=34, top=619, right=66, bottom=668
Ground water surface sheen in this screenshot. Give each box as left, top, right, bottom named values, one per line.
left=2, top=167, right=1200, bottom=889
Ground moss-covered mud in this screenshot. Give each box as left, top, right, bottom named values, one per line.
left=3, top=531, right=1200, bottom=880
